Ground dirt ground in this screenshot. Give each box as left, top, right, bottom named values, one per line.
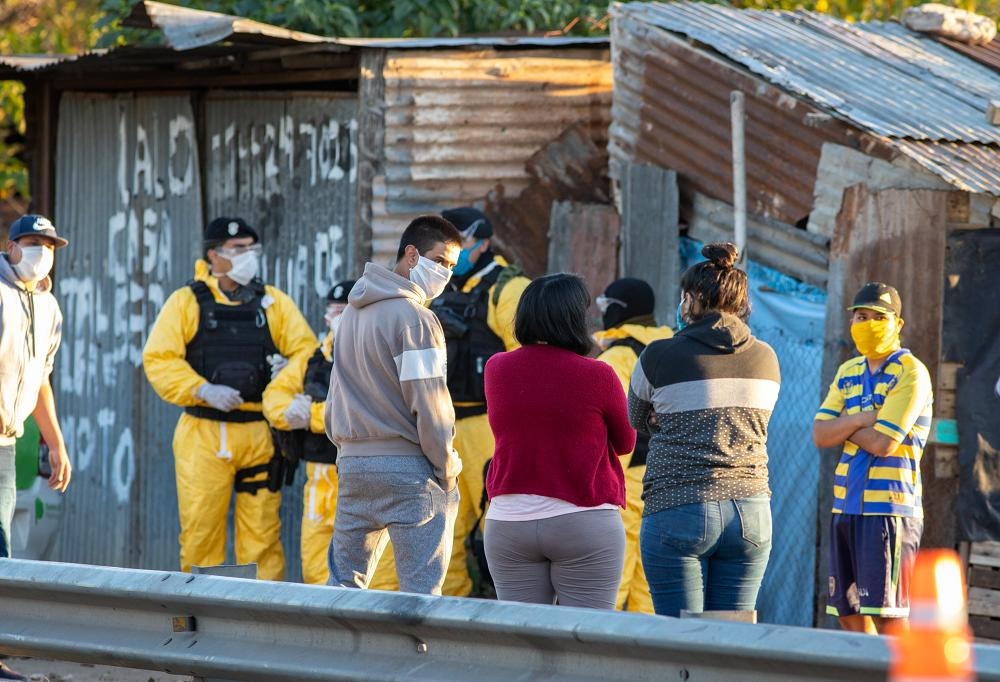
left=2, top=657, right=189, bottom=682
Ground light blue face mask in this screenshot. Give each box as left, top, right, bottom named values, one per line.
left=453, top=239, right=483, bottom=277
left=676, top=299, right=687, bottom=331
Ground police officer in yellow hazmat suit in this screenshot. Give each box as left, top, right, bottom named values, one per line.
left=263, top=280, right=398, bottom=589
left=593, top=278, right=673, bottom=613
left=143, top=217, right=317, bottom=581
left=431, top=207, right=530, bottom=596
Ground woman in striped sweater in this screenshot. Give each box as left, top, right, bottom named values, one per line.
left=628, top=243, right=781, bottom=618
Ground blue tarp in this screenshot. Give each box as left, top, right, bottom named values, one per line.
left=679, top=238, right=825, bottom=627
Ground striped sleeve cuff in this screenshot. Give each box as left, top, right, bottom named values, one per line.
left=874, top=419, right=907, bottom=442
left=814, top=408, right=840, bottom=421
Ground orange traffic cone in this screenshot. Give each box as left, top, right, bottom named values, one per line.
left=889, top=548, right=975, bottom=682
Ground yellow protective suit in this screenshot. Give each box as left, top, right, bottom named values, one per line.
left=263, top=332, right=399, bottom=588
left=143, top=260, right=317, bottom=581
left=594, top=322, right=674, bottom=614
left=444, top=257, right=530, bottom=596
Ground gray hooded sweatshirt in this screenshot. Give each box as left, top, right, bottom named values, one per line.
left=325, top=262, right=461, bottom=484
left=0, top=255, right=62, bottom=443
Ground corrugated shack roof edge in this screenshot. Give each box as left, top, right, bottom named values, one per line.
left=0, top=1, right=607, bottom=79
left=123, top=0, right=607, bottom=50
left=612, top=1, right=1000, bottom=196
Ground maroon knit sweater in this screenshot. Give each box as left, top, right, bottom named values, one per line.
left=484, top=344, right=635, bottom=508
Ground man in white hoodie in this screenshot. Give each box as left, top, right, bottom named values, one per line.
left=325, top=215, right=463, bottom=595
left=0, top=214, right=71, bottom=566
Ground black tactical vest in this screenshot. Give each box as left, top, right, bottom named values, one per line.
left=300, top=347, right=337, bottom=464
left=184, top=280, right=278, bottom=423
left=609, top=336, right=650, bottom=468
left=431, top=265, right=506, bottom=415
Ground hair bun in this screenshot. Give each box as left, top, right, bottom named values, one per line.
left=702, top=242, right=739, bottom=269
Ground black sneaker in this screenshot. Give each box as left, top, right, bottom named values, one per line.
left=0, top=662, right=27, bottom=681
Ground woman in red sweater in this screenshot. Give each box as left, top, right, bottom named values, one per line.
left=484, top=273, right=636, bottom=609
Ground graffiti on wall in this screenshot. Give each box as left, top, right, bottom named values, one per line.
left=54, top=92, right=357, bottom=573
left=58, top=105, right=198, bottom=505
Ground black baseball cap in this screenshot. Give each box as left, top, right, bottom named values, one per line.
left=9, top=214, right=68, bottom=248
left=848, top=282, right=901, bottom=317
left=204, top=217, right=259, bottom=243
left=326, top=280, right=356, bottom=304
left=441, top=207, right=492, bottom=240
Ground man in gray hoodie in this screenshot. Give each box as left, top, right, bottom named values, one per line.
left=0, top=214, right=71, bottom=566
left=325, top=215, right=463, bottom=595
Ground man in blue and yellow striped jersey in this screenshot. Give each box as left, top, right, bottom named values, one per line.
left=813, top=282, right=932, bottom=635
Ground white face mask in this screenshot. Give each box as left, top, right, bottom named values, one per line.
left=409, top=256, right=452, bottom=301
left=217, top=250, right=259, bottom=286
left=13, top=246, right=54, bottom=283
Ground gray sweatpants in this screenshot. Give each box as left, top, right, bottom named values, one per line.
left=485, top=509, right=626, bottom=609
left=329, top=455, right=459, bottom=595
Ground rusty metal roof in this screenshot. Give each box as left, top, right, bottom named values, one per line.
left=938, top=35, right=1000, bottom=73
left=617, top=2, right=1000, bottom=144
left=892, top=140, right=1000, bottom=195
left=608, top=7, right=881, bottom=227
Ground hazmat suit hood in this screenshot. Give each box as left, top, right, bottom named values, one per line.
left=594, top=323, right=673, bottom=351
left=679, top=311, right=751, bottom=354
left=192, top=259, right=228, bottom=299
left=349, top=262, right=427, bottom=310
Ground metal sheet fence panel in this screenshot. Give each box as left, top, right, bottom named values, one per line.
left=202, top=92, right=358, bottom=582
left=370, top=48, right=612, bottom=264
left=547, top=201, right=620, bottom=327
left=53, top=92, right=204, bottom=569
left=621, top=163, right=678, bottom=326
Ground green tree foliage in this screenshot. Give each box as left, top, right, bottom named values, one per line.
left=0, top=0, right=102, bottom=200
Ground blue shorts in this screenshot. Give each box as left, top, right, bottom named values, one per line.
left=827, top=513, right=923, bottom=619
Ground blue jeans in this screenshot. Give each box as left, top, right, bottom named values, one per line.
left=640, top=496, right=772, bottom=617
left=0, top=443, right=15, bottom=558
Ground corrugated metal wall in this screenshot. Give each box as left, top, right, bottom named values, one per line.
left=368, top=48, right=612, bottom=263
left=54, top=92, right=203, bottom=569
left=51, top=90, right=358, bottom=579
left=203, top=91, right=358, bottom=581
left=609, top=11, right=880, bottom=229
left=203, top=92, right=358, bottom=331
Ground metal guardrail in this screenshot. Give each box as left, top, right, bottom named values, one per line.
left=1, top=559, right=999, bottom=682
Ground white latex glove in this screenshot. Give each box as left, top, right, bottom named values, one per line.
left=266, top=353, right=289, bottom=380
left=197, top=383, right=243, bottom=412
left=284, top=393, right=313, bottom=430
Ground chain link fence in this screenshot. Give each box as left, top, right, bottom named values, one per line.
left=752, top=325, right=824, bottom=627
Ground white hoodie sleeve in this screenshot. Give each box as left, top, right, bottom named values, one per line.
left=395, top=318, right=461, bottom=482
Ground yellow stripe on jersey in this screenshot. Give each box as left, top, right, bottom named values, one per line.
left=816, top=351, right=932, bottom=518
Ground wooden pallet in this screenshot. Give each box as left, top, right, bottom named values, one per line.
left=967, top=541, right=1000, bottom=642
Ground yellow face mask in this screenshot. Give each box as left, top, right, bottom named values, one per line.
left=850, top=318, right=900, bottom=358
